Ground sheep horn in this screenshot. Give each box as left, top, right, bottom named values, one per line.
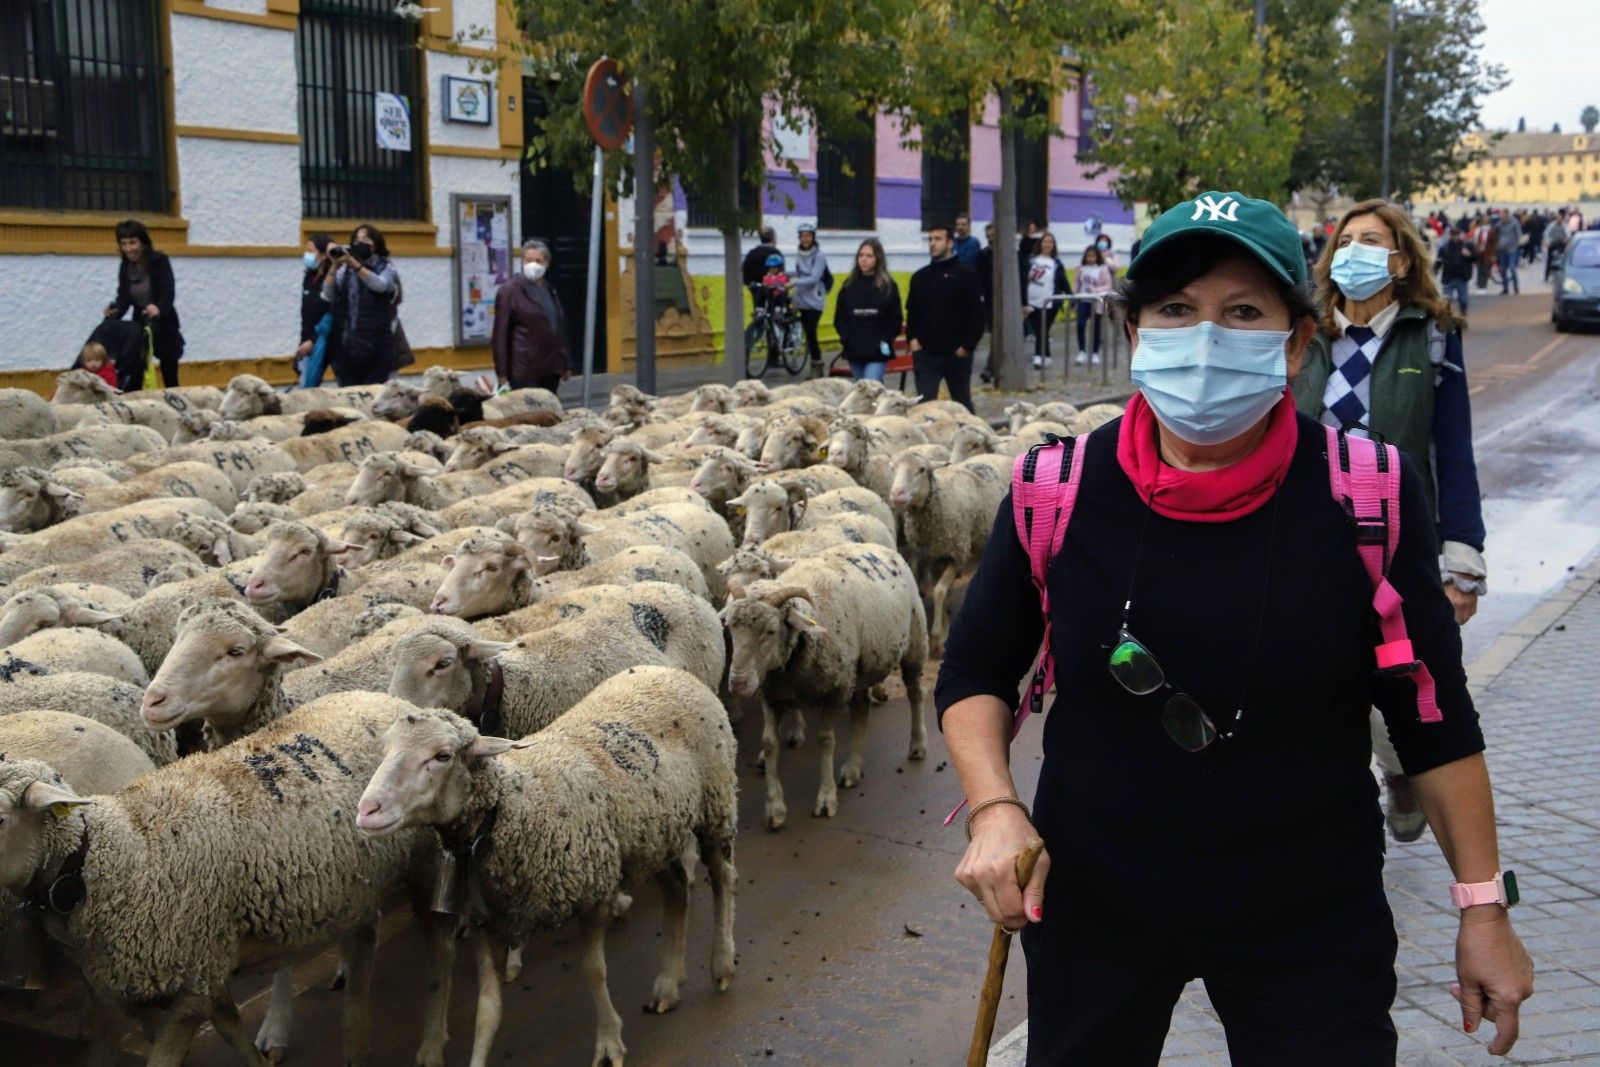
left=761, top=584, right=811, bottom=607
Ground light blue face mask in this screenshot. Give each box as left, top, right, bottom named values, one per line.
left=302, top=251, right=318, bottom=270
left=1131, top=321, right=1289, bottom=446
left=1329, top=242, right=1397, bottom=300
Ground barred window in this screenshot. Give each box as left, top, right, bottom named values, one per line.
left=297, top=0, right=425, bottom=220
left=1015, top=92, right=1050, bottom=231
left=816, top=118, right=875, bottom=231
left=0, top=0, right=171, bottom=213
left=920, top=115, right=969, bottom=232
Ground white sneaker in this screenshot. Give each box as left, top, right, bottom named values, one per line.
left=1091, top=351, right=1102, bottom=365
left=1075, top=350, right=1088, bottom=366
left=1031, top=355, right=1043, bottom=369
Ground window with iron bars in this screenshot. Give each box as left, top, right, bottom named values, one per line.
left=297, top=0, right=425, bottom=221
left=0, top=0, right=171, bottom=213
left=921, top=115, right=970, bottom=233
left=816, top=118, right=875, bottom=231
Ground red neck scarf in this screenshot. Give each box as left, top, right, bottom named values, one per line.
left=1115, top=390, right=1298, bottom=523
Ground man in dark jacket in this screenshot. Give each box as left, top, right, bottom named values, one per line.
left=906, top=224, right=984, bottom=412
left=1435, top=226, right=1476, bottom=315
left=741, top=227, right=781, bottom=287
left=493, top=239, right=570, bottom=393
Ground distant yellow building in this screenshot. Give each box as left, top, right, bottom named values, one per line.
left=1423, top=131, right=1600, bottom=205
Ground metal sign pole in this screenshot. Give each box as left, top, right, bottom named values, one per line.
left=582, top=144, right=604, bottom=411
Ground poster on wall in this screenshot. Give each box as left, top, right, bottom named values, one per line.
left=375, top=92, right=412, bottom=151
left=451, top=194, right=512, bottom=347
left=443, top=75, right=493, bottom=125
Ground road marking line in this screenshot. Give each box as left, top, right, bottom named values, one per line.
left=1525, top=335, right=1568, bottom=367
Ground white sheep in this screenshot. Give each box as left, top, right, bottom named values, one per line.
left=5, top=540, right=203, bottom=599
left=569, top=501, right=735, bottom=601
left=0, top=461, right=237, bottom=533
left=283, top=613, right=480, bottom=704
left=122, top=438, right=299, bottom=492
left=592, top=437, right=704, bottom=501
left=475, top=546, right=711, bottom=636
left=0, top=497, right=225, bottom=583
left=482, top=385, right=562, bottom=420
left=217, top=372, right=377, bottom=419
left=403, top=428, right=453, bottom=463
left=888, top=451, right=1009, bottom=653
left=334, top=509, right=440, bottom=568
left=230, top=501, right=299, bottom=534
left=442, top=429, right=567, bottom=475
left=344, top=451, right=547, bottom=510
left=0, top=659, right=178, bottom=765
left=6, top=626, right=147, bottom=686
left=721, top=543, right=928, bottom=829
left=277, top=419, right=411, bottom=472
left=355, top=666, right=738, bottom=1067
left=756, top=414, right=833, bottom=471
left=838, top=378, right=888, bottom=415
left=51, top=371, right=220, bottom=412
left=0, top=711, right=154, bottom=793
left=0, top=584, right=129, bottom=646
left=436, top=475, right=594, bottom=528
left=731, top=481, right=898, bottom=547
left=0, top=387, right=59, bottom=439
left=0, top=423, right=166, bottom=469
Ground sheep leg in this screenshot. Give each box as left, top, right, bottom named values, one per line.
left=903, top=655, right=928, bottom=762
left=838, top=688, right=871, bottom=788
left=253, top=968, right=295, bottom=1062
left=210, top=994, right=273, bottom=1067
left=813, top=696, right=841, bottom=818
left=503, top=942, right=524, bottom=983
left=340, top=922, right=378, bottom=1067
left=416, top=915, right=456, bottom=1067
left=761, top=697, right=787, bottom=830
left=580, top=909, right=627, bottom=1067
left=646, top=849, right=693, bottom=1013
left=144, top=997, right=205, bottom=1067
left=467, top=931, right=503, bottom=1067
left=703, top=833, right=738, bottom=992
left=928, top=561, right=960, bottom=657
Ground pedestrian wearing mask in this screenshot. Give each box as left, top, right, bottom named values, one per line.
left=1297, top=199, right=1487, bottom=843
left=791, top=223, right=829, bottom=378
left=323, top=224, right=399, bottom=386
left=832, top=238, right=902, bottom=382
left=1094, top=234, right=1119, bottom=272
left=492, top=239, right=570, bottom=394
left=942, top=190, right=1530, bottom=1065
left=1024, top=232, right=1069, bottom=369
left=906, top=224, right=984, bottom=412
left=1074, top=244, right=1115, bottom=366
left=106, top=219, right=184, bottom=388
left=296, top=234, right=335, bottom=388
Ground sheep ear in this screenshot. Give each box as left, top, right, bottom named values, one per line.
left=465, top=735, right=530, bottom=761
left=396, top=460, right=436, bottom=477
left=493, top=516, right=517, bottom=534
left=784, top=602, right=828, bottom=638
left=389, top=530, right=423, bottom=546
left=642, top=449, right=670, bottom=464
left=261, top=394, right=283, bottom=415
left=322, top=540, right=359, bottom=557
left=43, top=483, right=81, bottom=501
left=440, top=554, right=456, bottom=569
left=573, top=521, right=603, bottom=536
left=61, top=603, right=120, bottom=626
left=462, top=639, right=513, bottom=662
left=212, top=538, right=236, bottom=565
left=260, top=635, right=322, bottom=667
left=22, top=779, right=93, bottom=815
left=413, top=521, right=443, bottom=538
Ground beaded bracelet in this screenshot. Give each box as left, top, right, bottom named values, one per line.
left=964, top=796, right=1032, bottom=841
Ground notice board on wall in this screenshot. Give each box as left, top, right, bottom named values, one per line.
left=451, top=194, right=512, bottom=346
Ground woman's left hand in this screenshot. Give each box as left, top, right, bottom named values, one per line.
left=1445, top=583, right=1479, bottom=626
left=143, top=303, right=160, bottom=319
left=1451, top=908, right=1534, bottom=1055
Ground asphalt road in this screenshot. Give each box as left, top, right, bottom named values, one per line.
left=5, top=281, right=1597, bottom=1066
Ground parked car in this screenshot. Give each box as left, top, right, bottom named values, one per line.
left=1552, top=233, right=1600, bottom=332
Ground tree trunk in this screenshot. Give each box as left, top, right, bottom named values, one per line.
left=632, top=76, right=657, bottom=394
left=721, top=129, right=746, bottom=385
left=993, top=85, right=1026, bottom=392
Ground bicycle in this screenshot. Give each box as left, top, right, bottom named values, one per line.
left=744, top=285, right=808, bottom=379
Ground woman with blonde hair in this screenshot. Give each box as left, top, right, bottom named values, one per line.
left=1294, top=198, right=1486, bottom=844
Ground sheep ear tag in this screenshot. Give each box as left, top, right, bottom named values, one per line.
left=814, top=445, right=829, bottom=459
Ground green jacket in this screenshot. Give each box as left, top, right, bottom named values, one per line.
left=1292, top=305, right=1438, bottom=518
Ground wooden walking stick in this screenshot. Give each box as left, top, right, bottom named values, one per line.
left=966, top=838, right=1046, bottom=1067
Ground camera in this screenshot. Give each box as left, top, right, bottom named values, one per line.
left=326, top=244, right=346, bottom=259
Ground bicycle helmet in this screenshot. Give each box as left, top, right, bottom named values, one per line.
left=797, top=221, right=817, bottom=236
left=765, top=253, right=784, bottom=268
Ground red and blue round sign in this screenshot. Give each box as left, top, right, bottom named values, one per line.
left=582, top=58, right=633, bottom=152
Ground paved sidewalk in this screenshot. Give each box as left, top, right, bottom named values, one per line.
left=992, top=557, right=1600, bottom=1066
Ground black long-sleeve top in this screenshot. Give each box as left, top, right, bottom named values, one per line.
left=300, top=267, right=333, bottom=344
left=906, top=255, right=984, bottom=358
left=935, top=414, right=1484, bottom=936
left=113, top=250, right=183, bottom=358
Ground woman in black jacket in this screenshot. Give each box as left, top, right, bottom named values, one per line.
left=831, top=238, right=902, bottom=381
left=296, top=233, right=336, bottom=387
left=322, top=223, right=400, bottom=386
left=106, top=219, right=184, bottom=387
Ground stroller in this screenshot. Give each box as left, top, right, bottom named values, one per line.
left=76, top=317, right=153, bottom=393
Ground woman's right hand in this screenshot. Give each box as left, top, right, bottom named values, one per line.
left=955, top=803, right=1050, bottom=931
left=104, top=304, right=118, bottom=318
left=295, top=340, right=314, bottom=358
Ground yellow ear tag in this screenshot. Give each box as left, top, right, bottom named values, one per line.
left=815, top=446, right=829, bottom=458
left=730, top=504, right=746, bottom=514
left=796, top=611, right=821, bottom=629
left=48, top=802, right=78, bottom=820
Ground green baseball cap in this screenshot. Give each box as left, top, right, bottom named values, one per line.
left=1128, top=191, right=1307, bottom=287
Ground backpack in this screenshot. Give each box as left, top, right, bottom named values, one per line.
left=1007, top=426, right=1444, bottom=741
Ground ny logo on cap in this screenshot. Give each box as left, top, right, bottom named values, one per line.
left=1191, top=194, right=1240, bottom=223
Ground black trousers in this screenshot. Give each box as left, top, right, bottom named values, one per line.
left=797, top=308, right=823, bottom=365
left=1021, top=891, right=1399, bottom=1066
left=911, top=350, right=974, bottom=412
left=156, top=351, right=181, bottom=388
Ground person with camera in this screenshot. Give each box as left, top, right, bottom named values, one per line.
left=321, top=224, right=400, bottom=386
left=106, top=218, right=184, bottom=387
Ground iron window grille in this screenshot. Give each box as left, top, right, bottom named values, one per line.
left=920, top=115, right=970, bottom=232
left=297, top=0, right=425, bottom=221
left=0, top=0, right=171, bottom=213
left=816, top=119, right=875, bottom=231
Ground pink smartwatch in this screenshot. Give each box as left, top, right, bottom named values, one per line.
left=1449, top=870, right=1519, bottom=909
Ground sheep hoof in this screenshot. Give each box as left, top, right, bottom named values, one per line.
left=263, top=1047, right=287, bottom=1064
left=645, top=986, right=679, bottom=1013
left=714, top=973, right=735, bottom=993
left=611, top=891, right=634, bottom=918
left=782, top=727, right=806, bottom=749
left=813, top=796, right=838, bottom=818
left=869, top=684, right=889, bottom=703
left=592, top=1046, right=626, bottom=1067
left=765, top=807, right=787, bottom=831
left=908, top=742, right=928, bottom=761
left=415, top=1049, right=445, bottom=1067
left=502, top=945, right=523, bottom=983
left=837, top=768, right=862, bottom=788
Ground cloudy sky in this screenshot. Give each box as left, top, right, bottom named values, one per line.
left=1475, top=0, right=1593, bottom=133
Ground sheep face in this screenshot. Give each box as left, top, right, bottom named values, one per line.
left=0, top=591, right=118, bottom=647
left=171, top=516, right=238, bottom=566
left=593, top=441, right=665, bottom=498
left=346, top=453, right=431, bottom=507
left=506, top=510, right=588, bottom=577
left=218, top=375, right=279, bottom=420
left=838, top=379, right=885, bottom=416
left=0, top=469, right=82, bottom=533
left=729, top=380, right=771, bottom=408
left=949, top=425, right=997, bottom=464
left=720, top=587, right=825, bottom=697
left=727, top=481, right=798, bottom=547
left=0, top=760, right=91, bottom=896
left=142, top=602, right=318, bottom=730
left=230, top=502, right=296, bottom=535
left=689, top=384, right=732, bottom=414
left=757, top=416, right=826, bottom=472
left=356, top=709, right=524, bottom=837
left=873, top=394, right=915, bottom=418
left=717, top=547, right=788, bottom=592
left=688, top=450, right=760, bottom=503
left=684, top=416, right=738, bottom=450
left=173, top=410, right=216, bottom=444
left=385, top=632, right=511, bottom=714
left=430, top=540, right=529, bottom=618
left=420, top=366, right=464, bottom=399
left=561, top=425, right=612, bottom=482
left=825, top=421, right=870, bottom=473
left=442, top=428, right=506, bottom=473
left=244, top=523, right=353, bottom=604
left=403, top=430, right=451, bottom=463
left=336, top=515, right=422, bottom=568
left=371, top=379, right=423, bottom=421
left=52, top=368, right=117, bottom=405
left=1005, top=402, right=1039, bottom=434
left=888, top=453, right=946, bottom=510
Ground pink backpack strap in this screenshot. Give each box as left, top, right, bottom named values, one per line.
left=1324, top=425, right=1443, bottom=723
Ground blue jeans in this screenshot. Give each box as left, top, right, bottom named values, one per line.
left=850, top=359, right=886, bottom=382
left=1497, top=250, right=1519, bottom=294
left=1443, top=278, right=1469, bottom=314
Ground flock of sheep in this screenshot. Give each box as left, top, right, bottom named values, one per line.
left=0, top=365, right=1117, bottom=1067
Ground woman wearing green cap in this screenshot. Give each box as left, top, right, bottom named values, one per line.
left=937, top=191, right=1531, bottom=1063
left=1296, top=200, right=1487, bottom=846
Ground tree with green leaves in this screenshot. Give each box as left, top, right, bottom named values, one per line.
left=1583, top=106, right=1599, bottom=134
left=1076, top=0, right=1303, bottom=212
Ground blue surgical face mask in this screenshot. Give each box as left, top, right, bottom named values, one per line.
left=303, top=251, right=318, bottom=270
left=1329, top=242, right=1397, bottom=300
left=1131, top=321, right=1289, bottom=446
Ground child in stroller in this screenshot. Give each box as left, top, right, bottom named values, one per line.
left=74, top=317, right=150, bottom=393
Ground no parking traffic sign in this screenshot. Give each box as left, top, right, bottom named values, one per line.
left=582, top=58, right=633, bottom=151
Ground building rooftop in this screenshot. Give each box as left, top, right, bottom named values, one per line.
left=1464, top=130, right=1600, bottom=158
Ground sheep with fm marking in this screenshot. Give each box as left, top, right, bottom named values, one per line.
left=276, top=419, right=411, bottom=472
left=442, top=428, right=567, bottom=474
left=721, top=543, right=927, bottom=830
left=0, top=423, right=167, bottom=471
left=0, top=689, right=451, bottom=1067
left=122, top=437, right=298, bottom=492
left=0, top=498, right=225, bottom=584
left=355, top=665, right=738, bottom=1067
